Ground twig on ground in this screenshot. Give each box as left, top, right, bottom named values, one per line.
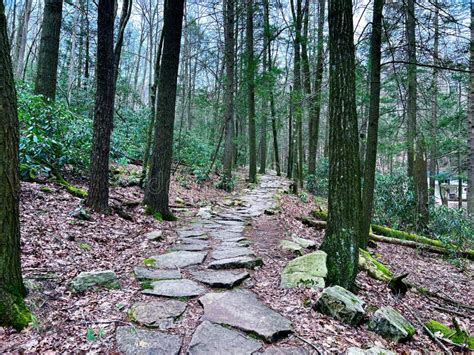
left=293, top=334, right=323, bottom=354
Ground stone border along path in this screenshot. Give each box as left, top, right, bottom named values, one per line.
left=116, top=174, right=311, bottom=355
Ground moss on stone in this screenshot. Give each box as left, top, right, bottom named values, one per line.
left=425, top=320, right=474, bottom=349
left=359, top=249, right=393, bottom=282
left=143, top=258, right=155, bottom=266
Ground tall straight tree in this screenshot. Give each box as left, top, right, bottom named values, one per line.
left=144, top=0, right=185, bottom=218
left=85, top=0, right=115, bottom=211
left=429, top=2, right=439, bottom=196
left=0, top=0, right=31, bottom=330
left=308, top=0, right=325, bottom=176
left=222, top=0, right=235, bottom=188
left=247, top=0, right=257, bottom=183
left=12, top=0, right=32, bottom=77
left=468, top=0, right=474, bottom=214
left=320, top=0, right=361, bottom=289
left=34, top=0, right=63, bottom=100
left=361, top=0, right=384, bottom=249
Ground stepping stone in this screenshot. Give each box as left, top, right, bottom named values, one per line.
left=134, top=267, right=181, bottom=280
left=280, top=240, right=303, bottom=254
left=368, top=306, right=416, bottom=342
left=347, top=346, right=395, bottom=355
left=263, top=346, right=309, bottom=354
left=177, top=230, right=208, bottom=239
left=116, top=326, right=182, bottom=355
left=211, top=247, right=255, bottom=260
left=175, top=243, right=209, bottom=251
left=68, top=270, right=120, bottom=293
left=143, top=279, right=206, bottom=298
left=150, top=251, right=207, bottom=269
left=199, top=290, right=292, bottom=342
left=128, top=300, right=186, bottom=328
left=145, top=230, right=163, bottom=241
left=315, top=286, right=365, bottom=326
left=208, top=256, right=263, bottom=270
left=214, top=235, right=247, bottom=243
left=280, top=251, right=327, bottom=289
left=191, top=270, right=249, bottom=288
left=188, top=320, right=262, bottom=355
left=291, top=236, right=316, bottom=249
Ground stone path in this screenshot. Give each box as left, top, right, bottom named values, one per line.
left=116, top=174, right=308, bottom=354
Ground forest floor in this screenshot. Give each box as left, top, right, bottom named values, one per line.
left=0, top=165, right=473, bottom=353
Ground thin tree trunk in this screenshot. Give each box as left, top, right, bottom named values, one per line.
left=406, top=0, right=416, bottom=179
left=0, top=0, right=31, bottom=330
left=13, top=0, right=32, bottom=77
left=320, top=0, right=361, bottom=289
left=34, top=0, right=63, bottom=101
left=144, top=0, right=185, bottom=218
left=361, top=0, right=384, bottom=249
left=429, top=2, right=439, bottom=196
left=467, top=2, right=474, bottom=214
left=247, top=0, right=257, bottom=183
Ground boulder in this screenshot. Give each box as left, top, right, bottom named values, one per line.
left=279, top=240, right=303, bottom=254
left=128, top=300, right=186, bottom=329
left=68, top=270, right=120, bottom=293
left=280, top=251, right=327, bottom=289
left=134, top=267, right=181, bottom=280
left=187, top=321, right=262, bottom=354
left=368, top=306, right=415, bottom=342
left=291, top=236, right=316, bottom=249
left=116, top=326, right=182, bottom=355
left=314, top=286, right=365, bottom=325
left=70, top=207, right=91, bottom=221
left=145, top=230, right=163, bottom=241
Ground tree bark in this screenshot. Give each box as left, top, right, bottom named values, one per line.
left=467, top=2, right=474, bottom=214
left=320, top=0, right=361, bottom=289
left=0, top=0, right=31, bottom=330
left=360, top=0, right=384, bottom=249
left=406, top=0, right=416, bottom=179
left=13, top=0, right=32, bottom=77
left=85, top=0, right=116, bottom=212
left=34, top=0, right=63, bottom=101
left=222, top=0, right=235, bottom=188
left=144, top=0, right=185, bottom=218
left=429, top=2, right=439, bottom=197
left=247, top=0, right=257, bottom=183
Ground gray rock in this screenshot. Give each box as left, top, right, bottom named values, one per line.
left=291, top=236, right=316, bottom=249
left=68, top=270, right=120, bottom=293
left=70, top=207, right=91, bottom=221
left=211, top=247, right=255, bottom=260
left=368, top=306, right=416, bottom=342
left=145, top=230, right=163, bottom=241
left=187, top=321, right=262, bottom=355
left=280, top=251, right=327, bottom=289
left=134, top=267, right=181, bottom=280
left=150, top=251, right=207, bottom=269
left=178, top=230, right=208, bottom=239
left=197, top=207, right=212, bottom=219
left=279, top=240, right=303, bottom=254
left=346, top=346, right=396, bottom=355
left=315, top=286, right=365, bottom=325
left=199, top=290, right=292, bottom=342
left=143, top=279, right=206, bottom=298
left=191, top=270, right=249, bottom=288
left=208, top=256, right=263, bottom=270
left=262, top=346, right=309, bottom=355
left=128, top=300, right=186, bottom=328
left=175, top=242, right=210, bottom=251
left=116, top=326, right=182, bottom=355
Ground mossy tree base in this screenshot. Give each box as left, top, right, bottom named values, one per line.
left=0, top=288, right=31, bottom=330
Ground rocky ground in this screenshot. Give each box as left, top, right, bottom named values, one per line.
left=0, top=167, right=473, bottom=353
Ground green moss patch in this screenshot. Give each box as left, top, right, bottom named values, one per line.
left=425, top=320, right=474, bottom=349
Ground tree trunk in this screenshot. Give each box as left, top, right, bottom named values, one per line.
left=320, top=0, right=361, bottom=289
left=34, top=0, right=63, bottom=101
left=360, top=0, right=384, bottom=249
left=0, top=0, right=31, bottom=330
left=144, top=0, right=185, bottom=219
left=406, top=0, right=416, bottom=179
left=222, top=0, right=235, bottom=188
left=467, top=2, right=474, bottom=214
left=85, top=0, right=116, bottom=212
left=247, top=0, right=257, bottom=183
left=429, top=2, right=439, bottom=197
left=287, top=89, right=294, bottom=179
left=13, top=0, right=32, bottom=77
left=308, top=0, right=325, bottom=176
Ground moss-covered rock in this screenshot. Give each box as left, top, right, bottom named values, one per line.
left=280, top=251, right=327, bottom=289
left=68, top=270, right=120, bottom=293
left=368, top=306, right=415, bottom=342
left=314, top=285, right=366, bottom=325
left=280, top=240, right=303, bottom=254
left=425, top=320, right=474, bottom=350
left=358, top=249, right=393, bottom=282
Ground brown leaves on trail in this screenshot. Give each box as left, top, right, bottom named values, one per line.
left=249, top=194, right=474, bottom=353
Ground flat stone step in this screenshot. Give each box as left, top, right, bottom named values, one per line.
left=143, top=279, right=207, bottom=298
left=177, top=230, right=208, bottom=239
left=149, top=251, right=207, bottom=269
left=128, top=300, right=186, bottom=328
left=262, top=346, right=310, bottom=354
left=191, top=270, right=249, bottom=288
left=134, top=267, right=181, bottom=281
left=116, top=326, right=182, bottom=355
left=188, top=320, right=262, bottom=355
left=208, top=256, right=263, bottom=270
left=211, top=247, right=255, bottom=260
left=199, top=290, right=292, bottom=342
left=174, top=240, right=210, bottom=251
